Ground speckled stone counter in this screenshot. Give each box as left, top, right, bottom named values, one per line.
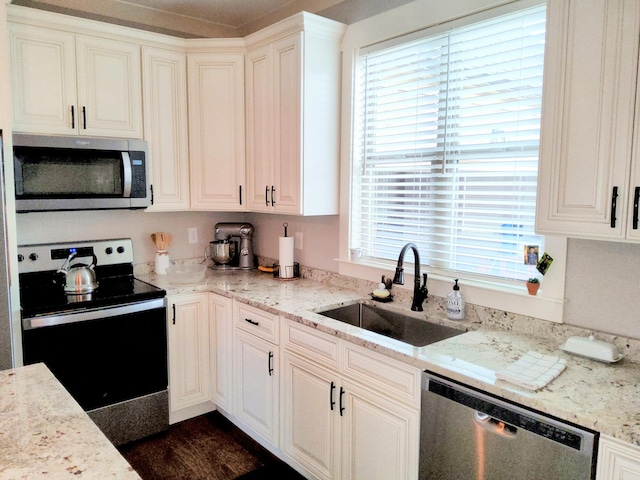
left=0, top=363, right=140, bottom=479
left=141, top=267, right=640, bottom=447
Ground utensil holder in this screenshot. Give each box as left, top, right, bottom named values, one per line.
left=155, top=250, right=170, bottom=275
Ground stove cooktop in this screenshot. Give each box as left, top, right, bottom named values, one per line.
left=18, top=238, right=165, bottom=319
left=20, top=275, right=165, bottom=319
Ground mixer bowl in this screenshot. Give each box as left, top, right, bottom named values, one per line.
left=211, top=240, right=236, bottom=265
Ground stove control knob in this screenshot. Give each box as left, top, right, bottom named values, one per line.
left=29, top=253, right=38, bottom=261
left=17, top=254, right=24, bottom=262
left=105, top=247, right=113, bottom=255
left=117, top=246, right=125, bottom=254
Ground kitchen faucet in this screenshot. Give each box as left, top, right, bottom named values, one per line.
left=392, top=243, right=428, bottom=311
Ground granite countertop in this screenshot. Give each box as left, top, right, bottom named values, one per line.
left=144, top=267, right=640, bottom=447
left=0, top=363, right=140, bottom=479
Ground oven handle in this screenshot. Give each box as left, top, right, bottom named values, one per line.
left=23, top=298, right=167, bottom=330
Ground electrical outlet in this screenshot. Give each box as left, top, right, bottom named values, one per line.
left=188, top=227, right=198, bottom=244
left=294, top=231, right=303, bottom=250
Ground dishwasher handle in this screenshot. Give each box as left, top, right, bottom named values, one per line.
left=474, top=411, right=517, bottom=438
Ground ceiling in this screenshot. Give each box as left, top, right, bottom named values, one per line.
left=10, top=0, right=415, bottom=38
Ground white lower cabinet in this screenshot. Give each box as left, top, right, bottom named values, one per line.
left=597, top=434, right=640, bottom=480
left=167, top=293, right=214, bottom=423
left=281, top=320, right=420, bottom=480
left=233, top=302, right=280, bottom=448
left=282, top=352, right=340, bottom=478
left=341, top=379, right=419, bottom=480
left=209, top=293, right=233, bottom=413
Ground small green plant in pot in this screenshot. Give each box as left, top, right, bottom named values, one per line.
left=526, top=277, right=540, bottom=295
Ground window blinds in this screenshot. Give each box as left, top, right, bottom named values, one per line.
left=352, top=5, right=546, bottom=281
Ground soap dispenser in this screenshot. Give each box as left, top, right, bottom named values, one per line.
left=446, top=279, right=465, bottom=320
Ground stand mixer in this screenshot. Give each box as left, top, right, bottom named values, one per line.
left=210, top=222, right=256, bottom=270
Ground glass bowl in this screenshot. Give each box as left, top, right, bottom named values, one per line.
left=166, top=264, right=207, bottom=284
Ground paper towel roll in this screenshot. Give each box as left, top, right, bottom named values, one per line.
left=279, top=236, right=295, bottom=278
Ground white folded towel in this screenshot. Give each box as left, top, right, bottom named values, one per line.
left=495, top=351, right=566, bottom=391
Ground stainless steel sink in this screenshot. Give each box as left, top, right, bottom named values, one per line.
left=317, top=302, right=464, bottom=347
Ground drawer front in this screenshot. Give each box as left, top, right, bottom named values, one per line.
left=235, top=302, right=279, bottom=343
left=282, top=319, right=340, bottom=370
left=342, top=343, right=420, bottom=407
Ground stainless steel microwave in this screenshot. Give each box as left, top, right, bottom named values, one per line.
left=13, top=134, right=150, bottom=212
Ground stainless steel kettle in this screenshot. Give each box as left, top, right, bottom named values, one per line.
left=57, top=252, right=99, bottom=294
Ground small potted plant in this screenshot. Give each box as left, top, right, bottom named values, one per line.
left=526, top=277, right=540, bottom=295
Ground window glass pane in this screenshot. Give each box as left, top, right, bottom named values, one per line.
left=352, top=5, right=546, bottom=281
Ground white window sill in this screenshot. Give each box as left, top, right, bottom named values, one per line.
left=337, top=254, right=565, bottom=324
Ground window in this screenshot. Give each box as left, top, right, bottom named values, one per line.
left=351, top=5, right=546, bottom=282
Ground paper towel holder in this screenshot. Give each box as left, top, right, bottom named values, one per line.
left=273, top=262, right=300, bottom=280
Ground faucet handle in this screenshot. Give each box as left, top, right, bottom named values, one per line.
left=420, top=273, right=428, bottom=295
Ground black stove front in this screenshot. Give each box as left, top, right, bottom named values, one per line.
left=18, top=238, right=169, bottom=446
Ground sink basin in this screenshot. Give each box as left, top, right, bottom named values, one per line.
left=317, top=302, right=464, bottom=347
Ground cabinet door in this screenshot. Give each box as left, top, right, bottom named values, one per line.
left=234, top=329, right=279, bottom=447
left=597, top=435, right=640, bottom=480
left=167, top=294, right=211, bottom=412
left=188, top=53, right=245, bottom=211
left=9, top=23, right=77, bottom=134
left=282, top=352, right=340, bottom=480
left=272, top=33, right=302, bottom=214
left=245, top=45, right=273, bottom=212
left=143, top=47, right=190, bottom=211
left=76, top=35, right=142, bottom=138
left=340, top=379, right=419, bottom=480
left=536, top=0, right=640, bottom=239
left=209, top=293, right=233, bottom=412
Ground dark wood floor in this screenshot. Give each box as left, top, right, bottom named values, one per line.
left=118, top=412, right=307, bottom=480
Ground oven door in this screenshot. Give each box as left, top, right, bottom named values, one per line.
left=22, top=299, right=167, bottom=411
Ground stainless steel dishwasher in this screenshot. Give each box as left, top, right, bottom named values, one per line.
left=420, top=372, right=598, bottom=480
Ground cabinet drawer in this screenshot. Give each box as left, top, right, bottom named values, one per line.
left=342, top=343, right=420, bottom=407
left=235, top=302, right=279, bottom=343
left=282, top=319, right=340, bottom=370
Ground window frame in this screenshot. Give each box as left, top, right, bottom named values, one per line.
left=338, top=0, right=567, bottom=323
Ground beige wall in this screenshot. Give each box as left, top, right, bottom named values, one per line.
left=16, top=210, right=241, bottom=264
left=246, top=213, right=340, bottom=272
left=564, top=239, right=640, bottom=338
left=15, top=210, right=341, bottom=272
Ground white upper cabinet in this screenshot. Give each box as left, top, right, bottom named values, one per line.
left=188, top=52, right=246, bottom=211
left=9, top=21, right=142, bottom=138
left=245, top=14, right=345, bottom=215
left=142, top=46, right=190, bottom=211
left=536, top=0, right=640, bottom=240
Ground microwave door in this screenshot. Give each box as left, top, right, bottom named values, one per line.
left=14, top=147, right=128, bottom=212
